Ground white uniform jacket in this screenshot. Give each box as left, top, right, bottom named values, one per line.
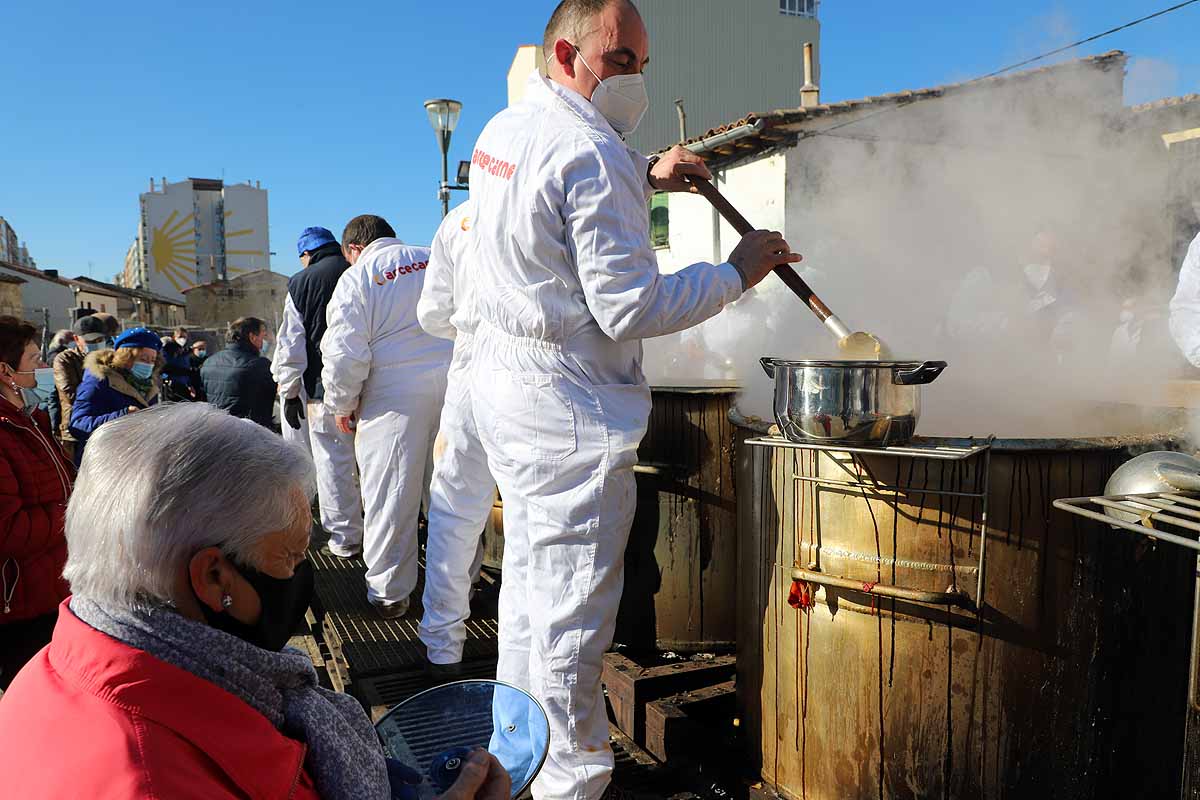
left=271, top=295, right=306, bottom=399
left=321, top=238, right=454, bottom=416
left=1170, top=232, right=1200, bottom=368
left=468, top=72, right=744, bottom=384
left=418, top=199, right=478, bottom=342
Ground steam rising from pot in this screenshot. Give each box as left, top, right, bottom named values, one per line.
left=644, top=55, right=1191, bottom=439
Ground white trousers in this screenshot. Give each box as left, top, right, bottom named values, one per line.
left=356, top=378, right=447, bottom=604
left=470, top=330, right=650, bottom=800
left=280, top=394, right=313, bottom=460
left=307, top=400, right=363, bottom=556
left=419, top=340, right=493, bottom=665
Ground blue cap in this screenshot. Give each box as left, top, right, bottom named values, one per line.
left=297, top=226, right=337, bottom=257
left=113, top=327, right=164, bottom=352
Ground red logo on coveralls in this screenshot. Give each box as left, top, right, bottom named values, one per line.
left=472, top=148, right=517, bottom=181
left=373, top=261, right=428, bottom=286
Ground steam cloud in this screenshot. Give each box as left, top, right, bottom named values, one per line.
left=645, top=56, right=1191, bottom=439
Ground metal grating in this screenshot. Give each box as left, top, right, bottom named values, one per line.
left=356, top=660, right=501, bottom=710
left=308, top=526, right=500, bottom=680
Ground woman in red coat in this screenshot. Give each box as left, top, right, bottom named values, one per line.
left=0, top=315, right=75, bottom=690
left=0, top=403, right=509, bottom=799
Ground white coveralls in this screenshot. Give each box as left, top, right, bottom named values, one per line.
left=272, top=294, right=363, bottom=554
left=271, top=308, right=312, bottom=459
left=1170, top=232, right=1200, bottom=368
left=322, top=239, right=453, bottom=604
left=467, top=73, right=745, bottom=799
left=416, top=200, right=494, bottom=665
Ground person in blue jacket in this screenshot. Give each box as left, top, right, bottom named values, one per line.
left=69, top=327, right=162, bottom=465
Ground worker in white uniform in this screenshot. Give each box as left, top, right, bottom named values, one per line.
left=322, top=215, right=453, bottom=618
left=466, top=1, right=800, bottom=796
left=1170, top=228, right=1200, bottom=368
left=271, top=310, right=312, bottom=459
left=416, top=199, right=494, bottom=674
left=273, top=227, right=363, bottom=557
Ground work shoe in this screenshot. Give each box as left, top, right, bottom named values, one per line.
left=370, top=597, right=409, bottom=620
left=424, top=659, right=464, bottom=683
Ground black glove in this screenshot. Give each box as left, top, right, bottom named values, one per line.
left=284, top=396, right=305, bottom=430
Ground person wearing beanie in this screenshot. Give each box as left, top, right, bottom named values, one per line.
left=68, top=326, right=162, bottom=464
left=51, top=315, right=110, bottom=460
left=272, top=226, right=363, bottom=560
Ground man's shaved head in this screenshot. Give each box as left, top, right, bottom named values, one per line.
left=542, top=0, right=640, bottom=58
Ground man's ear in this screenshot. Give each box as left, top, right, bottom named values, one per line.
left=553, top=39, right=577, bottom=78
left=188, top=546, right=229, bottom=613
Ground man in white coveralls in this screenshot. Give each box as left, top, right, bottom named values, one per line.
left=465, top=1, right=801, bottom=796
left=272, top=226, right=363, bottom=557
left=416, top=198, right=497, bottom=675
left=321, top=215, right=453, bottom=618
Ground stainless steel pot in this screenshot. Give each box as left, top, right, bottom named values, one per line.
left=759, top=358, right=948, bottom=446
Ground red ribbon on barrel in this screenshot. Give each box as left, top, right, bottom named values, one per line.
left=788, top=579, right=815, bottom=611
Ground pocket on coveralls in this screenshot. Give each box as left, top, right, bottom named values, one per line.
left=492, top=373, right=578, bottom=462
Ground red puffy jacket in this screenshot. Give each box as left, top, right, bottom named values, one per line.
left=0, top=399, right=74, bottom=623
left=0, top=601, right=322, bottom=799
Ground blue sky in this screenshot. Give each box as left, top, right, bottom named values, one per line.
left=1, top=1, right=1196, bottom=282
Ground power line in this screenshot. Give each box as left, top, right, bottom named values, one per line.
left=977, top=0, right=1199, bottom=81
left=805, top=0, right=1200, bottom=141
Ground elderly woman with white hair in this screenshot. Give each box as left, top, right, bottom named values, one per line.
left=0, top=403, right=509, bottom=800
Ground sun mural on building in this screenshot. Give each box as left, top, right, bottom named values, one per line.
left=150, top=210, right=197, bottom=292
left=223, top=209, right=264, bottom=275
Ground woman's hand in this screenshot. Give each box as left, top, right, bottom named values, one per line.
left=437, top=750, right=511, bottom=800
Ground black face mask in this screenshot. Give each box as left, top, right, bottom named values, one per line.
left=197, top=557, right=315, bottom=651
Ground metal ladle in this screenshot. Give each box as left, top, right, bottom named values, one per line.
left=687, top=176, right=886, bottom=359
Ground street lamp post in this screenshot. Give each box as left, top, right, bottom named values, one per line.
left=424, top=98, right=463, bottom=218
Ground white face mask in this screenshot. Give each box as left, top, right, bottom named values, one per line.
left=573, top=46, right=648, bottom=136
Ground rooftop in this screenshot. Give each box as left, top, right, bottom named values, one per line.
left=0, top=273, right=26, bottom=285
left=181, top=269, right=286, bottom=293
left=1131, top=93, right=1200, bottom=113
left=0, top=259, right=72, bottom=287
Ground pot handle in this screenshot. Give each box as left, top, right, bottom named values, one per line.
left=893, top=360, right=947, bottom=386
left=760, top=357, right=776, bottom=378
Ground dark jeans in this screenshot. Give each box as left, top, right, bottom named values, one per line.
left=0, top=611, right=58, bottom=691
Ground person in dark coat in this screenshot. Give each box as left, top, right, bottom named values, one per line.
left=0, top=316, right=76, bottom=689
left=160, top=340, right=197, bottom=402
left=43, top=328, right=74, bottom=439
left=201, top=317, right=276, bottom=428
left=69, top=327, right=162, bottom=465
left=53, top=315, right=109, bottom=461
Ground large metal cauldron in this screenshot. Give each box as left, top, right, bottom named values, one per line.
left=736, top=428, right=1193, bottom=800
left=760, top=359, right=947, bottom=447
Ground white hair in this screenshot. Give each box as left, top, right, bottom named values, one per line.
left=63, top=403, right=316, bottom=611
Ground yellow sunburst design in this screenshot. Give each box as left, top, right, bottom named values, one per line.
left=150, top=211, right=196, bottom=291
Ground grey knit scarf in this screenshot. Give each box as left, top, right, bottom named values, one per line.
left=71, top=596, right=390, bottom=800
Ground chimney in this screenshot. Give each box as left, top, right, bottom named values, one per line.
left=43, top=269, right=58, bottom=279
left=800, top=42, right=820, bottom=108
left=150, top=177, right=156, bottom=192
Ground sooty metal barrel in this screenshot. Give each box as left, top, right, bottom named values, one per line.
left=613, top=385, right=740, bottom=652
left=736, top=430, right=1194, bottom=800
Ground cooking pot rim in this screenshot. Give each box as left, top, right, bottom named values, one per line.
left=761, top=358, right=935, bottom=368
